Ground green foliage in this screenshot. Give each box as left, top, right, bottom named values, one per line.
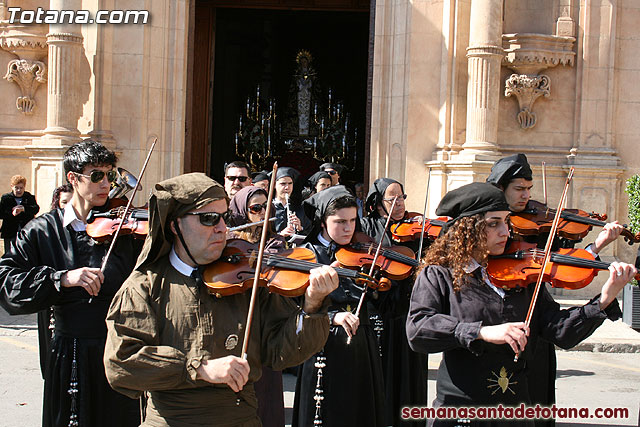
left=624, top=174, right=640, bottom=286
left=625, top=175, right=640, bottom=234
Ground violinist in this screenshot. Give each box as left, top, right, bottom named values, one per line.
left=0, top=140, right=143, bottom=427
left=104, top=173, right=337, bottom=426
left=406, top=182, right=635, bottom=427
left=359, top=177, right=429, bottom=426
left=227, top=185, right=286, bottom=427
left=486, top=153, right=624, bottom=254
left=272, top=167, right=311, bottom=239
left=486, top=153, right=624, bottom=423
left=292, top=185, right=385, bottom=427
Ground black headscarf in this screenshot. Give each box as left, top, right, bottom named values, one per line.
left=436, top=182, right=509, bottom=230
left=319, top=162, right=345, bottom=175
left=365, top=177, right=403, bottom=215
left=307, top=171, right=332, bottom=190
left=228, top=185, right=268, bottom=226
left=303, top=185, right=354, bottom=225
left=486, top=153, right=533, bottom=188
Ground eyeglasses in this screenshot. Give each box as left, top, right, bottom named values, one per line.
left=226, top=175, right=249, bottom=183
left=325, top=170, right=338, bottom=176
left=75, top=170, right=118, bottom=183
left=248, top=202, right=268, bottom=214
left=382, top=194, right=408, bottom=203
left=184, top=210, right=231, bottom=227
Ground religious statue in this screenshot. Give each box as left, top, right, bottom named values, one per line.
left=282, top=50, right=323, bottom=139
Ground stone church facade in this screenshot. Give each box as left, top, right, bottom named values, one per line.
left=0, top=0, right=638, bottom=295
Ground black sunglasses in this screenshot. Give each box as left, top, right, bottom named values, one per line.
left=248, top=202, right=267, bottom=214
left=184, top=210, right=231, bottom=227
left=226, top=175, right=249, bottom=183
left=325, top=170, right=338, bottom=175
left=75, top=170, right=118, bottom=183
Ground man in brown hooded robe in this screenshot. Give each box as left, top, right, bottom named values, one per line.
left=104, top=173, right=337, bottom=426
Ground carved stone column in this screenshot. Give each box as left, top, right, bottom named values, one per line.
left=27, top=0, right=84, bottom=207
left=460, top=0, right=504, bottom=160
left=42, top=0, right=83, bottom=146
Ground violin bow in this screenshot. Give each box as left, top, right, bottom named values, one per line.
left=99, top=137, right=157, bottom=273
left=228, top=217, right=276, bottom=232
left=542, top=161, right=547, bottom=206
left=347, top=195, right=399, bottom=345
left=514, top=167, right=574, bottom=362
left=417, top=168, right=432, bottom=258
left=240, top=162, right=278, bottom=359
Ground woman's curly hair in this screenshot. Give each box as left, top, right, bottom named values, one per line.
left=421, top=214, right=488, bottom=292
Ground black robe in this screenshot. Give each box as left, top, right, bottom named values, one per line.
left=292, top=237, right=386, bottom=427
left=406, top=264, right=621, bottom=427
left=0, top=208, right=142, bottom=427
left=360, top=213, right=429, bottom=426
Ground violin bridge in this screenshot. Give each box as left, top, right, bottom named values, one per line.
left=248, top=250, right=258, bottom=268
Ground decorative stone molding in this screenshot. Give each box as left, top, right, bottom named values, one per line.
left=0, top=22, right=48, bottom=115
left=46, top=32, right=83, bottom=45
left=503, top=33, right=575, bottom=75
left=4, top=58, right=47, bottom=114
left=0, top=27, right=48, bottom=60
left=504, top=74, right=550, bottom=130
left=501, top=33, right=575, bottom=129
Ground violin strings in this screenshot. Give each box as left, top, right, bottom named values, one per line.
left=524, top=249, right=610, bottom=270
left=228, top=252, right=362, bottom=279
left=351, top=243, right=418, bottom=266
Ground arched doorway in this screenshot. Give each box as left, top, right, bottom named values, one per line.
left=187, top=0, right=373, bottom=188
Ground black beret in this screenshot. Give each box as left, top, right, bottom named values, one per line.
left=486, top=154, right=533, bottom=188
left=436, top=182, right=509, bottom=224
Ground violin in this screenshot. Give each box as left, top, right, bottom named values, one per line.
left=390, top=212, right=449, bottom=243
left=202, top=239, right=385, bottom=298
left=86, top=206, right=149, bottom=242
left=487, top=241, right=640, bottom=290
left=510, top=200, right=640, bottom=244
left=336, top=232, right=418, bottom=281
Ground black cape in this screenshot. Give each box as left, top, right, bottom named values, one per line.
left=0, top=208, right=142, bottom=427
left=292, top=236, right=386, bottom=427
left=360, top=213, right=429, bottom=426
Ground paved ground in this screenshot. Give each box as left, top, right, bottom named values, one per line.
left=1, top=303, right=639, bottom=427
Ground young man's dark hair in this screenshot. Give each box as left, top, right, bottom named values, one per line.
left=224, top=160, right=251, bottom=176
left=63, top=139, right=118, bottom=178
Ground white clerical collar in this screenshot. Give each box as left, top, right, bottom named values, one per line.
left=464, top=258, right=505, bottom=298
left=316, top=232, right=332, bottom=248
left=169, top=246, right=197, bottom=276
left=63, top=205, right=86, bottom=232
